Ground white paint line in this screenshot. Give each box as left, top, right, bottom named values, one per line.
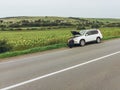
left=1, top=51, right=120, bottom=90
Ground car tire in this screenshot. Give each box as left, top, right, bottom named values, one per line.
left=68, top=40, right=74, bottom=48
left=80, top=39, right=85, bottom=46
left=96, top=37, right=101, bottom=43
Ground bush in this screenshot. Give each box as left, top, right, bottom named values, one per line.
left=0, top=39, right=13, bottom=53
left=76, top=25, right=86, bottom=30
left=91, top=23, right=100, bottom=29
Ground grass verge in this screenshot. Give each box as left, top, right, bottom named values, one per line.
left=0, top=43, right=67, bottom=59
left=103, top=36, right=120, bottom=40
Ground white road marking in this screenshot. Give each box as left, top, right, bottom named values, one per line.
left=1, top=51, right=120, bottom=90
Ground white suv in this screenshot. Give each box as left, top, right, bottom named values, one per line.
left=68, top=29, right=103, bottom=48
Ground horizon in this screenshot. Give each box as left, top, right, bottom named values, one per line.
left=0, top=16, right=120, bottom=19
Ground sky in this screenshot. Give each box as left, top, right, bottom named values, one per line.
left=0, top=0, right=120, bottom=18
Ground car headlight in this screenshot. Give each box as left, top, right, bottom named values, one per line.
left=73, top=37, right=78, bottom=41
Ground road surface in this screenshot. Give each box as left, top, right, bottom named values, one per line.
left=0, top=39, right=120, bottom=90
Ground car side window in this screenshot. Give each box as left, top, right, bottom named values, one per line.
left=86, top=30, right=98, bottom=36
left=86, top=31, right=92, bottom=35
left=91, top=30, right=98, bottom=35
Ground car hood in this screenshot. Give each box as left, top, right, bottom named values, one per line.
left=71, top=31, right=81, bottom=36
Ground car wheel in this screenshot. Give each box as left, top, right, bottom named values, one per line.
left=96, top=37, right=101, bottom=43
left=68, top=40, right=74, bottom=48
left=80, top=39, right=85, bottom=46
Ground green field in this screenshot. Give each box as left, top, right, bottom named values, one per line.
left=0, top=28, right=72, bottom=51
left=0, top=27, right=120, bottom=51
left=0, top=27, right=120, bottom=58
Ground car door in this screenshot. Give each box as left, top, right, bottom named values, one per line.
left=85, top=30, right=99, bottom=42
left=85, top=31, right=93, bottom=42
left=91, top=30, right=99, bottom=41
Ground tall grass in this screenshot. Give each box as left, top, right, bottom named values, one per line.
left=0, top=27, right=120, bottom=52
left=100, top=27, right=120, bottom=40
left=0, top=28, right=72, bottom=51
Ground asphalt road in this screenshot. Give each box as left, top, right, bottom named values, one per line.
left=0, top=39, right=120, bottom=90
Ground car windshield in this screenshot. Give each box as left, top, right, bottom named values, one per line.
left=79, top=30, right=87, bottom=35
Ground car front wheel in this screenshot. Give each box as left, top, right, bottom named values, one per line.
left=80, top=39, right=85, bottom=46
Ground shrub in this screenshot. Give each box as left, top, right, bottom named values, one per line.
left=0, top=39, right=13, bottom=53
left=76, top=25, right=86, bottom=30
left=91, top=23, right=100, bottom=29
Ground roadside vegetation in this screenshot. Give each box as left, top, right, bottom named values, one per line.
left=0, top=39, right=12, bottom=53
left=0, top=16, right=120, bottom=58
left=0, top=28, right=72, bottom=51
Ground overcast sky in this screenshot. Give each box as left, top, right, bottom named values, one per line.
left=0, top=0, right=120, bottom=18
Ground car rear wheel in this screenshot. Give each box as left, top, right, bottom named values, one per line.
left=80, top=39, right=85, bottom=46
left=96, top=37, right=101, bottom=43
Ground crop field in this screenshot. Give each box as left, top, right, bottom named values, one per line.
left=0, top=27, right=120, bottom=52
left=101, top=27, right=120, bottom=39
left=0, top=28, right=72, bottom=51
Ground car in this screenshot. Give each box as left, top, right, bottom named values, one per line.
left=68, top=29, right=103, bottom=48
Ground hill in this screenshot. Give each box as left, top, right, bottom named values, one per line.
left=0, top=16, right=120, bottom=31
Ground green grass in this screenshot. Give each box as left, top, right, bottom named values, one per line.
left=0, top=28, right=73, bottom=51
left=0, top=43, right=67, bottom=58
left=100, top=27, right=120, bottom=40
left=0, top=27, right=120, bottom=58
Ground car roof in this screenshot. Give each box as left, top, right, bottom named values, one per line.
left=80, top=29, right=98, bottom=32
